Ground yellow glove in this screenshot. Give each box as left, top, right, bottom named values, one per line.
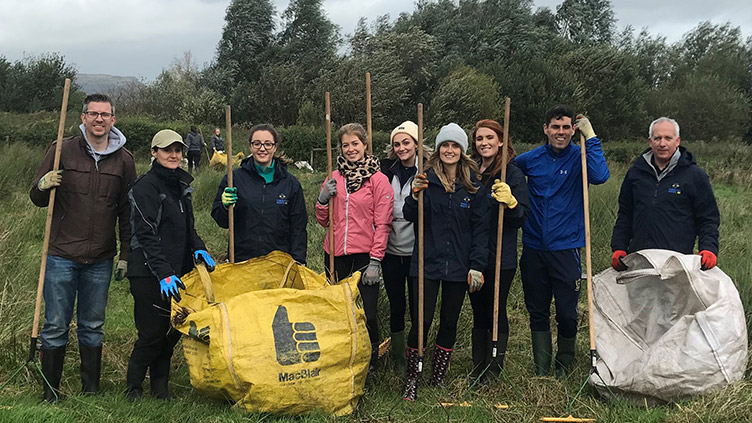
left=38, top=169, right=63, bottom=191
left=491, top=179, right=518, bottom=209
left=575, top=114, right=596, bottom=140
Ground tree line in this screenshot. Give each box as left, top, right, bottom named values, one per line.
left=2, top=0, right=751, bottom=143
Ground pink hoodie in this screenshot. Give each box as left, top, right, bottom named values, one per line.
left=315, top=170, right=394, bottom=260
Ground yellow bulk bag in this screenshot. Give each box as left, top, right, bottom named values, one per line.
left=171, top=251, right=369, bottom=416
left=209, top=149, right=245, bottom=170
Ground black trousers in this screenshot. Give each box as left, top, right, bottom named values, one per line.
left=381, top=253, right=414, bottom=333
left=187, top=150, right=201, bottom=173
left=407, top=277, right=467, bottom=350
left=127, top=277, right=181, bottom=386
left=324, top=253, right=379, bottom=345
left=469, top=267, right=516, bottom=334
left=520, top=247, right=582, bottom=338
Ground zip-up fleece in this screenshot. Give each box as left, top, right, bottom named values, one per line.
left=514, top=137, right=609, bottom=251
left=380, top=158, right=419, bottom=256
left=611, top=146, right=719, bottom=255
left=30, top=135, right=136, bottom=264
left=211, top=157, right=308, bottom=263
left=315, top=170, right=393, bottom=260
left=403, top=168, right=490, bottom=282
left=127, top=162, right=206, bottom=281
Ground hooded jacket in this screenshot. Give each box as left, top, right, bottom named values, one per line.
left=315, top=169, right=393, bottom=260
left=477, top=161, right=530, bottom=270
left=380, top=157, right=421, bottom=256
left=513, top=137, right=609, bottom=251
left=127, top=162, right=206, bottom=280
left=404, top=168, right=490, bottom=282
left=30, top=130, right=136, bottom=264
left=185, top=130, right=204, bottom=152
left=611, top=146, right=719, bottom=255
left=211, top=158, right=308, bottom=263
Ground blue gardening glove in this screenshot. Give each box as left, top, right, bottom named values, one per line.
left=221, top=187, right=237, bottom=208
left=159, top=275, right=185, bottom=302
left=194, top=250, right=216, bottom=272
left=114, top=259, right=127, bottom=281
left=317, top=178, right=337, bottom=205
left=362, top=258, right=381, bottom=286
left=38, top=169, right=63, bottom=191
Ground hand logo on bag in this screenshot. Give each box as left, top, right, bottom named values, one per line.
left=272, top=305, right=321, bottom=365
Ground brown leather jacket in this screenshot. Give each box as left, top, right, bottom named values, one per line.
left=30, top=135, right=137, bottom=264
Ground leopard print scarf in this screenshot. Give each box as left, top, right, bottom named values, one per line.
left=337, top=154, right=381, bottom=194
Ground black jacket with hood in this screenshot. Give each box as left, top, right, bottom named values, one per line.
left=611, top=146, right=720, bottom=255
left=211, top=158, right=308, bottom=264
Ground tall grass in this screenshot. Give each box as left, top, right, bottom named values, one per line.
left=0, top=141, right=750, bottom=423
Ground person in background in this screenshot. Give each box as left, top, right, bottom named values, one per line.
left=468, top=119, right=529, bottom=385
left=610, top=117, right=719, bottom=271
left=185, top=125, right=205, bottom=174
left=125, top=129, right=215, bottom=401
left=513, top=105, right=609, bottom=378
left=212, top=124, right=307, bottom=264
left=211, top=127, right=225, bottom=156
left=380, top=121, right=430, bottom=373
left=30, top=93, right=136, bottom=402
left=316, top=123, right=393, bottom=380
left=401, top=123, right=489, bottom=400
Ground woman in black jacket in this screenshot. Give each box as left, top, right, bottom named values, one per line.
left=125, top=129, right=215, bottom=401
left=211, top=124, right=307, bottom=264
left=401, top=123, right=490, bottom=400
left=468, top=119, right=529, bottom=385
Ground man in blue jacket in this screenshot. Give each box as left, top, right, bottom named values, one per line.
left=610, top=117, right=719, bottom=271
left=514, top=104, right=609, bottom=378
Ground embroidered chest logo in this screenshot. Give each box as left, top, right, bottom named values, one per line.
left=668, top=184, right=682, bottom=195
left=276, top=193, right=289, bottom=205
left=559, top=169, right=568, bottom=175
left=460, top=196, right=471, bottom=209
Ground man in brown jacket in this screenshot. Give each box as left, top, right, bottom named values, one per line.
left=30, top=93, right=136, bottom=402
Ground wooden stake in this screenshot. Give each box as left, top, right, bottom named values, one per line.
left=225, top=106, right=235, bottom=263
left=492, top=98, right=511, bottom=353
left=417, top=103, right=425, bottom=367
left=366, top=72, right=373, bottom=155
left=31, top=78, right=71, bottom=346
left=580, top=133, right=596, bottom=355
left=325, top=92, right=335, bottom=283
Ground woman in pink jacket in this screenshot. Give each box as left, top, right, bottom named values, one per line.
left=316, top=123, right=394, bottom=378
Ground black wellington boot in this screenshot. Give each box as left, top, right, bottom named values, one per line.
left=469, top=329, right=488, bottom=386
left=79, top=343, right=102, bottom=395
left=40, top=346, right=66, bottom=403
left=428, top=345, right=452, bottom=386
left=484, top=332, right=508, bottom=383
left=125, top=357, right=147, bottom=402
left=401, top=347, right=421, bottom=401
left=532, top=331, right=552, bottom=376
left=555, top=335, right=577, bottom=379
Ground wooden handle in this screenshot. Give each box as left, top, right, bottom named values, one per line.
left=325, top=92, right=335, bottom=283
left=225, top=105, right=235, bottom=263
left=492, top=97, right=511, bottom=346
left=580, top=133, right=595, bottom=351
left=417, top=103, right=424, bottom=358
left=366, top=72, right=373, bottom=155
left=32, top=78, right=71, bottom=340
left=196, top=263, right=215, bottom=303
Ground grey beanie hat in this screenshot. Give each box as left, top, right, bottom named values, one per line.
left=435, top=123, right=468, bottom=152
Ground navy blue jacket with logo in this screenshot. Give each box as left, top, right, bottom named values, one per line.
left=211, top=158, right=308, bottom=263
left=611, top=146, right=719, bottom=255
left=514, top=138, right=609, bottom=251
left=403, top=168, right=490, bottom=282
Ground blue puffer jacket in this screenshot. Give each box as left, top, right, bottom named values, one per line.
left=514, top=138, right=609, bottom=251
left=403, top=168, right=490, bottom=282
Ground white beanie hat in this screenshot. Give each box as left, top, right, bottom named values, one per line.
left=435, top=123, right=468, bottom=152
left=390, top=121, right=419, bottom=143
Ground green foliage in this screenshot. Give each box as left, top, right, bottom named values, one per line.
left=0, top=53, right=85, bottom=113
left=555, top=0, right=616, bottom=45
left=429, top=66, right=501, bottom=128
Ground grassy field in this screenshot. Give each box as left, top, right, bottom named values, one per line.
left=0, top=141, right=750, bottom=423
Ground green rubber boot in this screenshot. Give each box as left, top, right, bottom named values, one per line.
left=531, top=331, right=552, bottom=376
left=390, top=331, right=406, bottom=373
left=555, top=335, right=577, bottom=379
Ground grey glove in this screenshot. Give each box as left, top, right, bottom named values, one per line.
left=114, top=259, right=127, bottom=281
left=575, top=114, right=596, bottom=140
left=38, top=169, right=63, bottom=191
left=318, top=178, right=337, bottom=205
left=467, top=269, right=484, bottom=293
left=362, top=258, right=381, bottom=286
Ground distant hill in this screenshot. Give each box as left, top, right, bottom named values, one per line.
left=75, top=73, right=143, bottom=95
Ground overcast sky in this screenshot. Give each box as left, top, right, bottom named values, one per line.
left=0, top=0, right=750, bottom=80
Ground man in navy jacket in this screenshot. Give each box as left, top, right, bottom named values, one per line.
left=514, top=105, right=609, bottom=378
left=610, top=117, right=719, bottom=271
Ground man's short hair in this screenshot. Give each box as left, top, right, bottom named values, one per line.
left=544, top=104, right=575, bottom=125
left=82, top=93, right=115, bottom=115
left=649, top=117, right=680, bottom=138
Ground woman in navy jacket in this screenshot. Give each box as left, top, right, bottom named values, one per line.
left=401, top=123, right=489, bottom=400
left=212, top=124, right=308, bottom=264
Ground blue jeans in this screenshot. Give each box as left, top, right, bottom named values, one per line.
left=41, top=255, right=113, bottom=349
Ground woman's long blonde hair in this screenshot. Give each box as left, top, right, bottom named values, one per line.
left=426, top=148, right=479, bottom=194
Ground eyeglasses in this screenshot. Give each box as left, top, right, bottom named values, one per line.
left=84, top=111, right=114, bottom=119
left=250, top=141, right=277, bottom=150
